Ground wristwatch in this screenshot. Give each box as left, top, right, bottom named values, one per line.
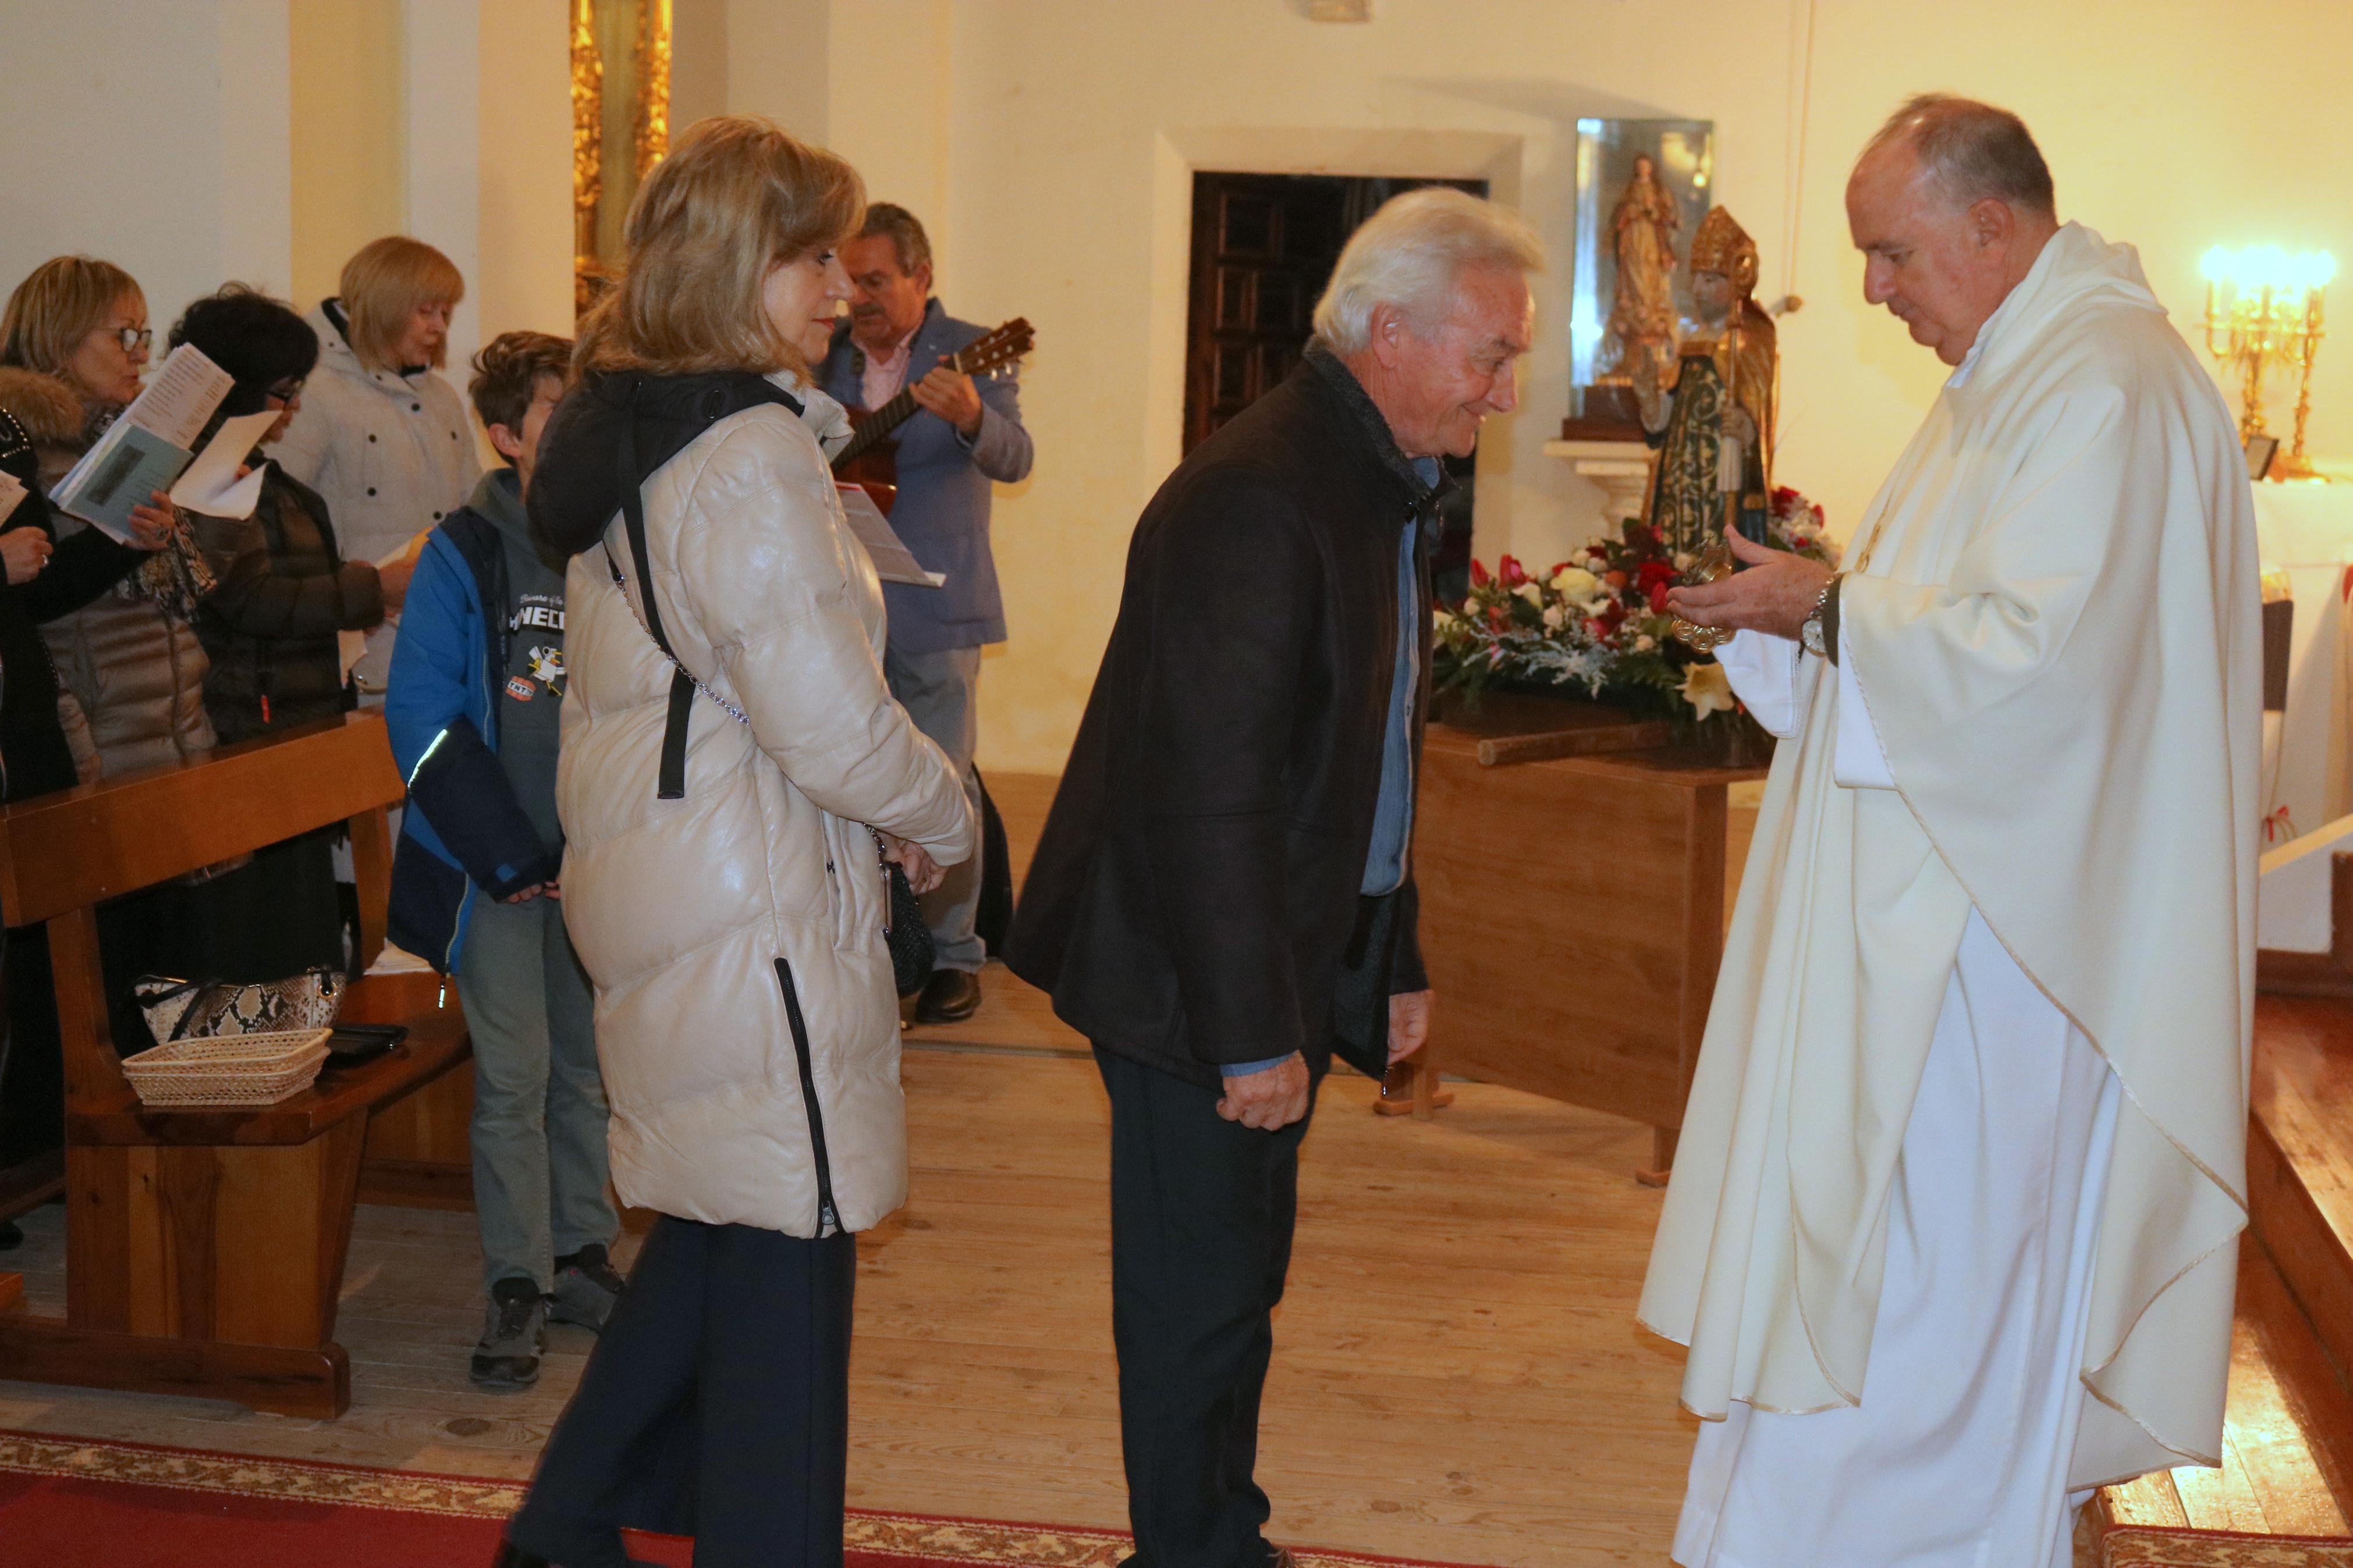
left=1799, top=573, right=1843, bottom=661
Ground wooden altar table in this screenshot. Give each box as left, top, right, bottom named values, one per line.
left=1411, top=696, right=1766, bottom=1175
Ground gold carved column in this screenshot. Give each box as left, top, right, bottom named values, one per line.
left=571, top=0, right=672, bottom=315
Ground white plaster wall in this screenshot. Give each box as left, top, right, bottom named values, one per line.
left=887, top=1, right=1794, bottom=772
left=0, top=0, right=294, bottom=336
left=475, top=0, right=577, bottom=344
left=821, top=0, right=2353, bottom=776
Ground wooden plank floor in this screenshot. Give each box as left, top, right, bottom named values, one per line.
left=0, top=1034, right=1695, bottom=1567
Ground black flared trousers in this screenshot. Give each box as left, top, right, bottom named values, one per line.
left=506, top=1214, right=857, bottom=1568
left=1096, top=1046, right=1321, bottom=1568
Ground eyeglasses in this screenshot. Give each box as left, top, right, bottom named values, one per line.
left=265, top=377, right=306, bottom=403
left=101, top=325, right=153, bottom=354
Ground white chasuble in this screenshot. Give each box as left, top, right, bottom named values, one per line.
left=1639, top=223, right=2262, bottom=1493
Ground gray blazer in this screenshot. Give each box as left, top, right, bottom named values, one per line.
left=819, top=301, right=1032, bottom=652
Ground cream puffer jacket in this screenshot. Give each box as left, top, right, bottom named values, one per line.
left=553, top=378, right=974, bottom=1237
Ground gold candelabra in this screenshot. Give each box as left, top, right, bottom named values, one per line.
left=2202, top=245, right=2336, bottom=481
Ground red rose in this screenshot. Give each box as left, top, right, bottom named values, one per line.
left=1637, top=559, right=1676, bottom=591
left=1470, top=559, right=1490, bottom=587
left=1499, top=554, right=1527, bottom=588
left=1649, top=582, right=1671, bottom=613
left=1598, top=602, right=1628, bottom=632
left=1486, top=605, right=1511, bottom=630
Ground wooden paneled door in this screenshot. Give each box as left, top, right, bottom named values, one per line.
left=1184, top=173, right=1487, bottom=454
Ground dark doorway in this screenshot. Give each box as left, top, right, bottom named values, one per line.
left=1184, top=172, right=1489, bottom=594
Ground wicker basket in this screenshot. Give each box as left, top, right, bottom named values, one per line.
left=120, top=1028, right=332, bottom=1108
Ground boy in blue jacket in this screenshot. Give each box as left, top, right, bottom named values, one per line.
left=384, top=332, right=619, bottom=1389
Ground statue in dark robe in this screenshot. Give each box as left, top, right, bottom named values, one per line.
left=1634, top=207, right=1777, bottom=566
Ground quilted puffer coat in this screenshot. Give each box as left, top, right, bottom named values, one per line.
left=538, top=371, right=974, bottom=1238
left=14, top=374, right=217, bottom=780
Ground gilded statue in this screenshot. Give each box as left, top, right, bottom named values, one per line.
left=1605, top=154, right=1681, bottom=382
left=1634, top=205, right=1777, bottom=568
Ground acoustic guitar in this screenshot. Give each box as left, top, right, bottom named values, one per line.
left=832, top=317, right=1035, bottom=514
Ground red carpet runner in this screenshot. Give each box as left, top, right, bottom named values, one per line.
left=0, top=1429, right=1488, bottom=1568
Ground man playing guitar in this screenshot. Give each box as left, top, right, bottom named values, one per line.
left=821, top=202, right=1034, bottom=1025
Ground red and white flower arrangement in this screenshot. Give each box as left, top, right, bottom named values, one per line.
left=1434, top=487, right=1836, bottom=726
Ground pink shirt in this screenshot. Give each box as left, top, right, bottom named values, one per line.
left=859, top=332, right=914, bottom=411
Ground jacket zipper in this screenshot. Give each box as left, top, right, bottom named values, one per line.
left=773, top=957, right=841, bottom=1235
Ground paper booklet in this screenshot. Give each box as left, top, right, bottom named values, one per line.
left=49, top=344, right=235, bottom=538
left=0, top=468, right=26, bottom=526
left=836, top=483, right=946, bottom=588
left=165, top=409, right=279, bottom=519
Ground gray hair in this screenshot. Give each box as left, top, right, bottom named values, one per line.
left=1862, top=94, right=2056, bottom=218
left=1311, top=187, right=1544, bottom=355
left=856, top=202, right=933, bottom=276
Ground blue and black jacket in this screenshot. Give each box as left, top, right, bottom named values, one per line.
left=382, top=474, right=561, bottom=973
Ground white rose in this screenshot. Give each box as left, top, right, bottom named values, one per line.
left=1541, top=605, right=1566, bottom=631
left=1514, top=581, right=1545, bottom=607
left=1635, top=634, right=1656, bottom=652
left=1551, top=566, right=1600, bottom=599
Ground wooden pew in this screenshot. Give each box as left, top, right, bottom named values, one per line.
left=0, top=714, right=470, bottom=1417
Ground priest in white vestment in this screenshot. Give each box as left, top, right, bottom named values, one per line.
left=1641, top=95, right=2260, bottom=1568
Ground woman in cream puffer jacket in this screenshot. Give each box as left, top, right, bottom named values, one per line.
left=542, top=371, right=973, bottom=1238
left=502, top=119, right=973, bottom=1568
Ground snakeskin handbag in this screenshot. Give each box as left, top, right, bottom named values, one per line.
left=130, top=968, right=347, bottom=1044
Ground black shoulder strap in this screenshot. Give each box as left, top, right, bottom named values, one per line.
left=609, top=375, right=806, bottom=802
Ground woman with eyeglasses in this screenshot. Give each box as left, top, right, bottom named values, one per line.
left=134, top=285, right=381, bottom=991
left=0, top=258, right=193, bottom=1227
left=0, top=255, right=212, bottom=783
left=268, top=236, right=480, bottom=704
left=169, top=286, right=386, bottom=746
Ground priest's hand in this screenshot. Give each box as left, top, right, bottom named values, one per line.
left=1663, top=527, right=1832, bottom=640
left=1218, top=1053, right=1311, bottom=1131
left=1389, top=989, right=1433, bottom=1064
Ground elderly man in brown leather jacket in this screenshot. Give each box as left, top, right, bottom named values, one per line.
left=1009, top=188, right=1541, bottom=1568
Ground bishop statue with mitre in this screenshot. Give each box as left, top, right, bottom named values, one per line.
left=1634, top=205, right=1779, bottom=564
left=1645, top=94, right=2259, bottom=1567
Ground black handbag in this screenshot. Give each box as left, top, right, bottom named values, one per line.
left=881, top=840, right=935, bottom=1000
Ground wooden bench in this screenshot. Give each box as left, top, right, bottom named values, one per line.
left=0, top=713, right=473, bottom=1417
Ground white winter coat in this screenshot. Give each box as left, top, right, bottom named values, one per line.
left=555, top=379, right=974, bottom=1236
left=266, top=304, right=479, bottom=694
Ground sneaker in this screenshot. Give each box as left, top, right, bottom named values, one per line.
left=471, top=1277, right=546, bottom=1389
left=548, top=1243, right=626, bottom=1332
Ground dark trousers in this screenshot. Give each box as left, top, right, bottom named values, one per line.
left=1096, top=1046, right=1321, bottom=1568
left=507, top=1215, right=857, bottom=1568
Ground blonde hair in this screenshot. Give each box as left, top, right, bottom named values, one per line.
left=338, top=236, right=465, bottom=372
left=1312, top=189, right=1544, bottom=355
left=1, top=256, right=144, bottom=379
left=576, top=116, right=865, bottom=379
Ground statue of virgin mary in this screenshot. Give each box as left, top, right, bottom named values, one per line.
left=1604, top=154, right=1681, bottom=381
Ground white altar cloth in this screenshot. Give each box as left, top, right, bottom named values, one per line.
left=2254, top=477, right=2353, bottom=840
